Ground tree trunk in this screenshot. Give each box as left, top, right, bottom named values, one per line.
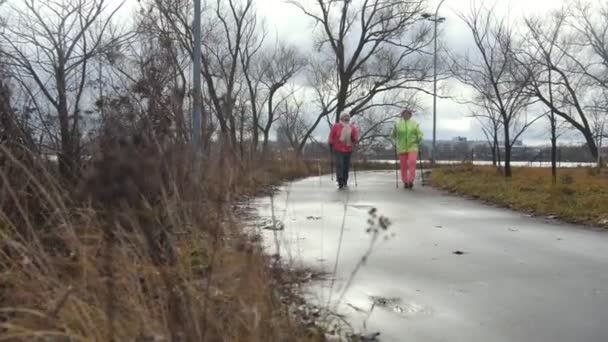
left=239, top=108, right=245, bottom=159
left=298, top=110, right=330, bottom=153
left=335, top=75, right=349, bottom=122
left=550, top=121, right=557, bottom=184
left=549, top=69, right=557, bottom=184
left=598, top=131, right=604, bottom=170
left=503, top=119, right=512, bottom=178
left=172, top=87, right=188, bottom=143
left=262, top=90, right=275, bottom=155
left=202, top=105, right=212, bottom=156
left=252, top=119, right=259, bottom=153
left=494, top=125, right=501, bottom=168
left=583, top=131, right=599, bottom=161
left=262, top=131, right=271, bottom=156
left=221, top=97, right=238, bottom=155
left=262, top=85, right=283, bottom=157
left=497, top=145, right=502, bottom=168
left=57, top=74, right=77, bottom=180
left=228, top=116, right=238, bottom=153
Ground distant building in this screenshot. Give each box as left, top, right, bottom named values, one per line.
left=452, top=136, right=467, bottom=142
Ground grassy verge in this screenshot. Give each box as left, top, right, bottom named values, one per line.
left=0, top=145, right=323, bottom=341
left=430, top=164, right=608, bottom=229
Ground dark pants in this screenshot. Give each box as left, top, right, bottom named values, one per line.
left=334, top=151, right=352, bottom=186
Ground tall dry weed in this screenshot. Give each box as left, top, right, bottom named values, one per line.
left=0, top=136, right=321, bottom=341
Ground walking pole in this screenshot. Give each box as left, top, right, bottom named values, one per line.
left=418, top=148, right=425, bottom=187
left=318, top=160, right=322, bottom=186
left=353, top=149, right=358, bottom=187
left=394, top=142, right=399, bottom=189
left=393, top=125, right=399, bottom=188
left=329, top=146, right=334, bottom=182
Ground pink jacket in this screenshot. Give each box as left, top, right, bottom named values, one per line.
left=328, top=123, right=359, bottom=153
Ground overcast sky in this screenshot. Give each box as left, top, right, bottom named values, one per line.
left=255, top=0, right=576, bottom=146
left=113, top=0, right=583, bottom=146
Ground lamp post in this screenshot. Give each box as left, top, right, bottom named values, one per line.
left=192, top=0, right=202, bottom=151
left=422, top=0, right=446, bottom=165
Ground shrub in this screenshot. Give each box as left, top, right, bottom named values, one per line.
left=0, top=141, right=321, bottom=341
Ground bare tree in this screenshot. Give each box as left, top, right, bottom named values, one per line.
left=588, top=92, right=608, bottom=168
left=239, top=28, right=267, bottom=154
left=205, top=0, right=260, bottom=152
left=130, top=3, right=195, bottom=142
left=353, top=91, right=418, bottom=156
left=0, top=65, right=35, bottom=150
left=569, top=1, right=608, bottom=94
left=258, top=45, right=306, bottom=154
left=450, top=5, right=538, bottom=177
left=518, top=13, right=571, bottom=182
left=0, top=0, right=129, bottom=179
left=471, top=97, right=502, bottom=167
left=240, top=41, right=305, bottom=154
left=153, top=0, right=264, bottom=158
left=295, top=58, right=339, bottom=152
left=571, top=1, right=608, bottom=167
left=517, top=7, right=602, bottom=163
left=288, top=0, right=434, bottom=151
left=276, top=96, right=309, bottom=152
left=108, top=33, right=185, bottom=142
left=354, top=110, right=398, bottom=156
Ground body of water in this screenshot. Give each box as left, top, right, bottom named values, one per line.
left=367, top=160, right=598, bottom=168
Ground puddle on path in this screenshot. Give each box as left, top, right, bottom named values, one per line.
left=369, top=296, right=434, bottom=319
left=349, top=204, right=376, bottom=211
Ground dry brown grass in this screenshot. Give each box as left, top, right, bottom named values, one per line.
left=0, top=140, right=323, bottom=341
left=432, top=164, right=608, bottom=229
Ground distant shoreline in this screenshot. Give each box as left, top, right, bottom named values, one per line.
left=366, top=160, right=598, bottom=168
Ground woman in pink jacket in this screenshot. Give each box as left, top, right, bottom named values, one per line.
left=328, top=112, right=359, bottom=188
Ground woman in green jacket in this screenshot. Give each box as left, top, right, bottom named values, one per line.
left=392, top=110, right=423, bottom=189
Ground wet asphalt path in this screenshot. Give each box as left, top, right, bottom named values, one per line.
left=253, top=171, right=608, bottom=342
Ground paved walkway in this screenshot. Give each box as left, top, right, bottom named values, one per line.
left=254, top=171, right=608, bottom=342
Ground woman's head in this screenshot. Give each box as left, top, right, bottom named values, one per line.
left=340, top=112, right=351, bottom=123
left=401, top=109, right=413, bottom=120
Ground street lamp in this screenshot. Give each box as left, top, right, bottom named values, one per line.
left=422, top=0, right=446, bottom=165
left=192, top=0, right=202, bottom=151
left=192, top=0, right=203, bottom=175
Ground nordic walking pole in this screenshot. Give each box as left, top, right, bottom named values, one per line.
left=353, top=149, right=358, bottom=187
left=329, top=145, right=334, bottom=182
left=394, top=144, right=399, bottom=188
left=318, top=160, right=322, bottom=186
left=393, top=125, right=399, bottom=188
left=418, top=148, right=425, bottom=187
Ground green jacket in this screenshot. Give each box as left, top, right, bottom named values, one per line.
left=391, top=119, right=423, bottom=154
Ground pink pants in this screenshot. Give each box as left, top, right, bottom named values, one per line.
left=399, top=152, right=418, bottom=184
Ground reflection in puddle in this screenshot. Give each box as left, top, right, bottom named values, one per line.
left=350, top=204, right=376, bottom=211
left=370, top=296, right=433, bottom=319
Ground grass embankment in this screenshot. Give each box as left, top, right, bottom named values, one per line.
left=431, top=164, right=608, bottom=228
left=0, top=144, right=322, bottom=341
